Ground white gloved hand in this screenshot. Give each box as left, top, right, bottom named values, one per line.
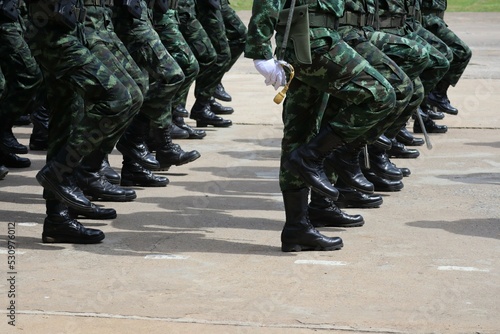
left=253, top=59, right=286, bottom=90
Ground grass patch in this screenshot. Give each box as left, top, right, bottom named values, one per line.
left=230, top=0, right=500, bottom=12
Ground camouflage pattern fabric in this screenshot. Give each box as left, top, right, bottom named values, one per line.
left=113, top=0, right=185, bottom=128
left=377, top=0, right=450, bottom=95
left=245, top=0, right=396, bottom=192
left=83, top=5, right=145, bottom=154
left=27, top=0, right=134, bottom=164
left=421, top=8, right=471, bottom=85
left=220, top=0, right=247, bottom=74
left=194, top=0, right=231, bottom=101
left=153, top=8, right=200, bottom=109
left=0, top=18, right=42, bottom=121
left=177, top=0, right=217, bottom=104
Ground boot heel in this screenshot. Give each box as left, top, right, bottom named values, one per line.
left=196, top=121, right=208, bottom=127
left=281, top=243, right=303, bottom=252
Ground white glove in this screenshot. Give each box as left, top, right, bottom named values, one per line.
left=253, top=59, right=286, bottom=90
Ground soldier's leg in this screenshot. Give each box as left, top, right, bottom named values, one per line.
left=0, top=19, right=42, bottom=156
left=192, top=0, right=233, bottom=124
left=423, top=14, right=472, bottom=114
left=153, top=9, right=206, bottom=139
left=215, top=0, right=248, bottom=102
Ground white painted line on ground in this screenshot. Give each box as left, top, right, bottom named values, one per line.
left=295, top=260, right=348, bottom=266
left=17, top=223, right=38, bottom=226
left=0, top=250, right=25, bottom=255
left=144, top=254, right=189, bottom=260
left=437, top=266, right=490, bottom=272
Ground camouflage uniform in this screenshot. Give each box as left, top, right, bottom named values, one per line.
left=245, top=0, right=396, bottom=192
left=421, top=0, right=471, bottom=86
left=220, top=0, right=247, bottom=76
left=0, top=5, right=42, bottom=126
left=334, top=0, right=414, bottom=147
left=153, top=6, right=199, bottom=109
left=377, top=0, right=450, bottom=96
left=113, top=0, right=185, bottom=129
left=194, top=0, right=231, bottom=101
left=27, top=0, right=134, bottom=161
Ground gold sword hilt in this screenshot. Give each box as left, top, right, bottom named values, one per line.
left=273, top=62, right=295, bottom=104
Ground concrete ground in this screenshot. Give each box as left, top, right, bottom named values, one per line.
left=0, top=12, right=499, bottom=334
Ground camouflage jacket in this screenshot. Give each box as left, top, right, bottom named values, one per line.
left=244, top=0, right=345, bottom=60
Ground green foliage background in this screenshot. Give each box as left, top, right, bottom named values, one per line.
left=230, top=0, right=500, bottom=12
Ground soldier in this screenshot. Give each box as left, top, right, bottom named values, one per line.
left=0, top=0, right=42, bottom=170
left=421, top=0, right=472, bottom=115
left=210, top=0, right=248, bottom=108
left=27, top=0, right=143, bottom=243
left=113, top=0, right=200, bottom=182
left=152, top=0, right=207, bottom=140
left=179, top=0, right=232, bottom=127
left=246, top=0, right=397, bottom=251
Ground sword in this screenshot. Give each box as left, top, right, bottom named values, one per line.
left=273, top=0, right=297, bottom=104
left=415, top=108, right=433, bottom=150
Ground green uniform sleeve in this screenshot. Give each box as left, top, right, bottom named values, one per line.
left=244, top=0, right=283, bottom=60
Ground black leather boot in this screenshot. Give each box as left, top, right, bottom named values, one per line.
left=427, top=81, right=458, bottom=115
left=209, top=97, right=234, bottom=115
left=29, top=105, right=49, bottom=151
left=42, top=199, right=105, bottom=243
left=36, top=147, right=93, bottom=213
left=387, top=138, right=420, bottom=159
left=396, top=128, right=424, bottom=146
left=413, top=107, right=448, bottom=134
left=325, top=145, right=374, bottom=194
left=0, top=151, right=31, bottom=168
left=373, top=135, right=392, bottom=151
left=173, top=104, right=189, bottom=118
left=308, top=190, right=365, bottom=228
left=173, top=116, right=206, bottom=139
left=13, top=114, right=31, bottom=126
left=213, top=82, right=232, bottom=102
left=116, top=114, right=160, bottom=169
left=68, top=205, right=117, bottom=220
left=100, top=156, right=121, bottom=185
left=152, top=126, right=201, bottom=171
left=120, top=158, right=169, bottom=187
left=76, top=150, right=136, bottom=201
left=0, top=165, right=8, bottom=180
left=170, top=123, right=190, bottom=139
left=364, top=145, right=403, bottom=181
left=190, top=99, right=232, bottom=128
left=281, top=188, right=343, bottom=252
left=362, top=169, right=404, bottom=192
left=283, top=125, right=343, bottom=200
left=334, top=180, right=383, bottom=209
left=1, top=119, right=28, bottom=154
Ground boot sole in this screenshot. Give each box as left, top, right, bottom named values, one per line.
left=312, top=220, right=365, bottom=228
left=335, top=198, right=383, bottom=209
left=42, top=233, right=105, bottom=244
left=120, top=179, right=168, bottom=187
left=281, top=242, right=343, bottom=252
left=195, top=121, right=232, bottom=128
left=0, top=170, right=8, bottom=180
left=85, top=193, right=130, bottom=202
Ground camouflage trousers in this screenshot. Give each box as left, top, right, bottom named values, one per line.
left=367, top=29, right=430, bottom=137
left=422, top=14, right=472, bottom=86
left=27, top=2, right=134, bottom=165
left=113, top=2, right=185, bottom=128
left=177, top=0, right=216, bottom=104
left=82, top=5, right=145, bottom=152
left=0, top=19, right=42, bottom=121
left=279, top=32, right=396, bottom=191
left=337, top=26, right=412, bottom=148
left=194, top=0, right=231, bottom=101
left=221, top=0, right=247, bottom=75
left=153, top=9, right=199, bottom=109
